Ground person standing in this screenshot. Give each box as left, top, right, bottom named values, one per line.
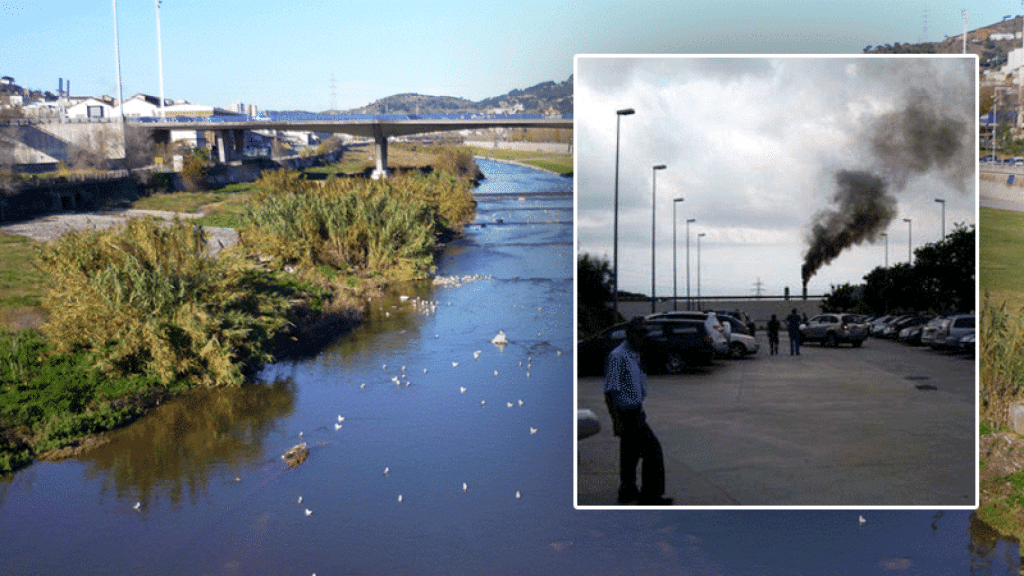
left=767, top=314, right=780, bottom=355
left=603, top=317, right=672, bottom=505
left=786, top=308, right=802, bottom=356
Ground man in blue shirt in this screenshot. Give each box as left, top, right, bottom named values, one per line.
left=603, top=317, right=672, bottom=505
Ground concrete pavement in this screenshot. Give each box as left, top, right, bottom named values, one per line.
left=576, top=333, right=976, bottom=507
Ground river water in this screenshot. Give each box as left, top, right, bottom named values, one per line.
left=0, top=159, right=1017, bottom=575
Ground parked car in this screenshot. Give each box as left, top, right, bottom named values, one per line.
left=800, top=313, right=869, bottom=347
left=919, top=315, right=949, bottom=348
left=956, top=331, right=975, bottom=356
left=931, top=314, right=975, bottom=350
left=577, top=317, right=715, bottom=376
left=716, top=314, right=759, bottom=358
left=646, top=311, right=730, bottom=357
left=881, top=315, right=927, bottom=339
left=868, top=315, right=896, bottom=336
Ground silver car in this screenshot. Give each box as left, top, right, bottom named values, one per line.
left=800, top=313, right=869, bottom=348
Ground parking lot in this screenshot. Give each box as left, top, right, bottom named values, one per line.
left=576, top=332, right=976, bottom=507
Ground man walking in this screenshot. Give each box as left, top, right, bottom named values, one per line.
left=603, top=317, right=672, bottom=505
left=786, top=308, right=802, bottom=356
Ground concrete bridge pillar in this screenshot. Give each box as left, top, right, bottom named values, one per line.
left=371, top=125, right=391, bottom=179
left=216, top=130, right=229, bottom=164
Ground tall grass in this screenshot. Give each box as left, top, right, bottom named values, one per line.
left=981, top=296, right=1024, bottom=429
left=37, top=218, right=292, bottom=387
left=240, top=169, right=476, bottom=280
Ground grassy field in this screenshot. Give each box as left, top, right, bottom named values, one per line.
left=460, top=145, right=573, bottom=176
left=981, top=206, right=1024, bottom=310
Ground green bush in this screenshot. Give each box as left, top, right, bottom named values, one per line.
left=36, top=218, right=292, bottom=387
left=240, top=170, right=476, bottom=280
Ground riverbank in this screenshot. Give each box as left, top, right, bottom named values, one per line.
left=0, top=150, right=481, bottom=475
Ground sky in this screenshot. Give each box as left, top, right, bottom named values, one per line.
left=575, top=56, right=976, bottom=298
left=0, top=1, right=1014, bottom=111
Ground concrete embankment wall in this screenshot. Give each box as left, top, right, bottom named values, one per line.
left=981, top=170, right=1024, bottom=212
left=0, top=149, right=344, bottom=223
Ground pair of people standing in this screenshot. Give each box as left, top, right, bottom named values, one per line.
left=766, top=309, right=803, bottom=355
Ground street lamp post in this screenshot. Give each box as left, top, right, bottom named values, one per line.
left=686, top=218, right=695, bottom=310
left=904, top=218, right=912, bottom=264
left=612, top=108, right=634, bottom=316
left=697, top=233, right=706, bottom=310
left=155, top=0, right=166, bottom=119
left=881, top=232, right=888, bottom=268
left=651, top=165, right=666, bottom=314
left=935, top=198, right=945, bottom=240
left=672, top=198, right=684, bottom=311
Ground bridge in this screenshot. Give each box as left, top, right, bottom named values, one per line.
left=131, top=113, right=573, bottom=177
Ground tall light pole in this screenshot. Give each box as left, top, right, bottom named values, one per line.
left=155, top=0, right=166, bottom=119
left=881, top=232, right=888, bottom=268
left=697, top=233, right=706, bottom=310
left=112, top=0, right=126, bottom=159
left=904, top=218, right=912, bottom=264
left=672, top=197, right=684, bottom=311
left=685, top=218, right=695, bottom=310
left=995, top=87, right=1011, bottom=159
left=651, top=164, right=666, bottom=314
left=935, top=198, right=945, bottom=240
left=612, top=108, right=634, bottom=315
left=962, top=9, right=968, bottom=54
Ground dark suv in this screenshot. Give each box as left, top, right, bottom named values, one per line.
left=577, top=318, right=715, bottom=376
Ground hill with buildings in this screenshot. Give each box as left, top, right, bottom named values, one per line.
left=336, top=76, right=573, bottom=116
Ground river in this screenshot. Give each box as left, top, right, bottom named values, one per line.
left=0, top=159, right=1017, bottom=575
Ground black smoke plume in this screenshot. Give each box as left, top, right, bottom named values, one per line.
left=801, top=170, right=895, bottom=286
left=801, top=94, right=969, bottom=285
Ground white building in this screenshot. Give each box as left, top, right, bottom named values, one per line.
left=67, top=97, right=114, bottom=119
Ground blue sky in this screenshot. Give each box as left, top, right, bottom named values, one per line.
left=0, top=1, right=1013, bottom=111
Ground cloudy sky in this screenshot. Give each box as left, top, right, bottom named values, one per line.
left=575, top=56, right=976, bottom=299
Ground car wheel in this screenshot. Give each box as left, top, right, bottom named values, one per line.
left=729, top=342, right=746, bottom=359
left=664, top=353, right=686, bottom=374
left=824, top=333, right=838, bottom=348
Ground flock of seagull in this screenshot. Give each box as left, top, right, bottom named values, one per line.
left=284, top=323, right=554, bottom=516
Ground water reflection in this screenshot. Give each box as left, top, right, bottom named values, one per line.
left=82, top=379, right=297, bottom=506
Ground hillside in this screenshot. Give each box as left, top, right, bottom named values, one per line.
left=336, top=76, right=573, bottom=116
left=865, top=15, right=1022, bottom=71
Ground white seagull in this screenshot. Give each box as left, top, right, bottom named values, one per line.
left=334, top=423, right=343, bottom=431
left=338, top=415, right=345, bottom=422
left=397, top=494, right=403, bottom=503
left=530, top=427, right=538, bottom=434
left=473, top=350, right=481, bottom=360
left=507, top=402, right=514, bottom=408
left=859, top=515, right=866, bottom=525
left=460, top=386, right=467, bottom=393
left=452, top=362, right=459, bottom=367
left=133, top=501, right=141, bottom=510
left=515, top=491, right=521, bottom=500
left=298, top=496, right=303, bottom=504
left=305, top=508, right=313, bottom=516
left=518, top=399, right=524, bottom=406
left=462, top=482, right=468, bottom=492
left=383, top=467, right=389, bottom=476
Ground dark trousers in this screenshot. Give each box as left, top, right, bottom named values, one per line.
left=789, top=331, right=801, bottom=355
left=605, top=394, right=665, bottom=502
left=768, top=333, right=779, bottom=355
